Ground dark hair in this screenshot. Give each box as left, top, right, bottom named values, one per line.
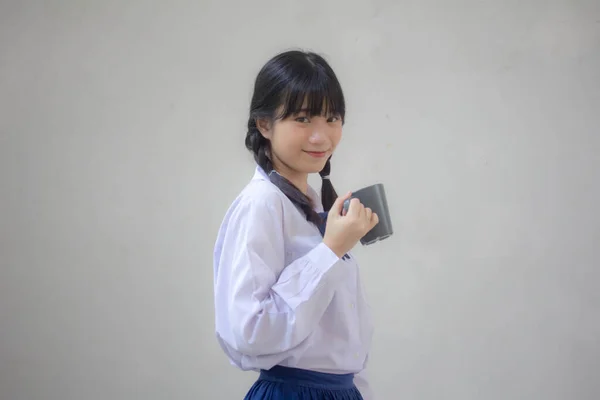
left=244, top=50, right=345, bottom=226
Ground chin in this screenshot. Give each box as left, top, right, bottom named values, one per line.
left=305, top=163, right=328, bottom=174
left=296, top=155, right=329, bottom=174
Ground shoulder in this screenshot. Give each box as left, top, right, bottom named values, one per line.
left=224, top=178, right=287, bottom=225
left=241, top=178, right=287, bottom=211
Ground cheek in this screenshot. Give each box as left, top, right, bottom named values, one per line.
left=272, top=124, right=306, bottom=154
left=330, top=127, right=343, bottom=149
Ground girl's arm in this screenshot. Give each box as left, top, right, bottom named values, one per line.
left=214, top=191, right=344, bottom=357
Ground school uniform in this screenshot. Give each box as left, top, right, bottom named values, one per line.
left=213, top=166, right=374, bottom=399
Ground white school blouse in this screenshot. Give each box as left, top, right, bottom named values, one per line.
left=213, top=166, right=374, bottom=399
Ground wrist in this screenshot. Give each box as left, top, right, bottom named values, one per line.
left=323, top=238, right=346, bottom=258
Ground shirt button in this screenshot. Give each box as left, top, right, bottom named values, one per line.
left=354, top=352, right=360, bottom=358
left=350, top=303, right=355, bottom=309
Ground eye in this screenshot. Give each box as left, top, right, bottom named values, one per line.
left=295, top=116, right=310, bottom=123
left=328, top=115, right=341, bottom=123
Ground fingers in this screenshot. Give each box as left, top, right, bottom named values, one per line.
left=331, top=191, right=352, bottom=215
left=365, top=207, right=379, bottom=229
left=365, top=207, right=372, bottom=222
left=369, top=211, right=379, bottom=229
left=345, top=199, right=379, bottom=230
left=347, top=198, right=363, bottom=218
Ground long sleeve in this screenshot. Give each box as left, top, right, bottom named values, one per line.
left=214, top=192, right=343, bottom=359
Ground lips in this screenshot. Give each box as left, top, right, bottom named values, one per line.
left=304, top=150, right=329, bottom=158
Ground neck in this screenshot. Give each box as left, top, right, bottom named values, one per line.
left=270, top=157, right=309, bottom=195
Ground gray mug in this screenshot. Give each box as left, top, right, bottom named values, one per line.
left=342, top=183, right=393, bottom=245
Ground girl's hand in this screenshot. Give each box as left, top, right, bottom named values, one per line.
left=323, top=192, right=379, bottom=257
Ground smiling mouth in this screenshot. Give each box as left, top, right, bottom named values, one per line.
left=303, top=150, right=329, bottom=158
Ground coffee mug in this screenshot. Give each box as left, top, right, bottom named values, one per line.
left=342, top=183, right=393, bottom=245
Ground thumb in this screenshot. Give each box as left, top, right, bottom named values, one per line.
left=329, top=191, right=352, bottom=217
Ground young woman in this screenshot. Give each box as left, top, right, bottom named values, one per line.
left=213, top=50, right=377, bottom=400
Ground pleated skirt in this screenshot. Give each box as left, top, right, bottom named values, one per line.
left=243, top=365, right=363, bottom=400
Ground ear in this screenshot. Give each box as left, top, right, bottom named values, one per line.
left=256, top=118, right=272, bottom=139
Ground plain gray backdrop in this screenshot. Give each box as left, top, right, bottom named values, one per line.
left=1, top=0, right=599, bottom=399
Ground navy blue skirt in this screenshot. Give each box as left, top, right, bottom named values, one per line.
left=243, top=365, right=363, bottom=400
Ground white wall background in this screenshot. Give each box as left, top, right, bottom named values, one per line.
left=1, top=1, right=599, bottom=399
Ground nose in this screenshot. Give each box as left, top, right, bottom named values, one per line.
left=308, top=121, right=330, bottom=144
left=308, top=131, right=325, bottom=144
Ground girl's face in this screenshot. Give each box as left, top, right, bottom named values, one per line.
left=258, top=106, right=343, bottom=184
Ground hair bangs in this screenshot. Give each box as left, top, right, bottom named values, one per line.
left=275, top=65, right=345, bottom=121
